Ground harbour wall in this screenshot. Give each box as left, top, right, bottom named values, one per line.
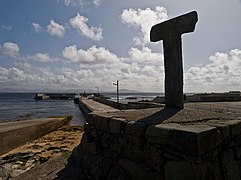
left=76, top=100, right=241, bottom=179
left=94, top=97, right=162, bottom=110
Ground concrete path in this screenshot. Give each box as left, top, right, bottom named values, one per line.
left=81, top=99, right=118, bottom=112
left=0, top=117, right=70, bottom=155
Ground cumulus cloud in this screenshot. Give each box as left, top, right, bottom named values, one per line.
left=185, top=49, right=241, bottom=92
left=62, top=45, right=118, bottom=63
left=28, top=53, right=51, bottom=62
left=47, top=20, right=65, bottom=38
left=121, top=6, right=168, bottom=45
left=127, top=47, right=164, bottom=65
left=58, top=0, right=101, bottom=7
left=32, top=22, right=43, bottom=32
left=0, top=44, right=166, bottom=92
left=70, top=13, right=103, bottom=41
left=0, top=42, right=20, bottom=57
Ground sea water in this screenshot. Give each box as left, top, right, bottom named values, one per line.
left=0, top=93, right=85, bottom=125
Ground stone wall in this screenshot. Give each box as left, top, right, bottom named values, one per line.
left=95, top=97, right=161, bottom=110
left=77, top=113, right=241, bottom=180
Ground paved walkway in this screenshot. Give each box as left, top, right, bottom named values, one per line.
left=80, top=99, right=118, bottom=112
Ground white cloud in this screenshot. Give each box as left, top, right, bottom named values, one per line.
left=58, top=0, right=101, bottom=7
left=28, top=53, right=51, bottom=62
left=127, top=47, right=164, bottom=65
left=185, top=49, right=241, bottom=92
left=70, top=13, right=103, bottom=41
left=0, top=43, right=165, bottom=92
left=0, top=42, right=20, bottom=57
left=47, top=20, right=65, bottom=38
left=62, top=45, right=118, bottom=63
left=93, top=0, right=101, bottom=6
left=121, top=6, right=168, bottom=45
left=32, top=22, right=43, bottom=32
left=1, top=25, right=12, bottom=31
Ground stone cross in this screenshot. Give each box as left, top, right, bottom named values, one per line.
left=150, top=11, right=198, bottom=109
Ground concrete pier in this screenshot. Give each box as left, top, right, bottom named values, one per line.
left=0, top=117, right=71, bottom=155
left=78, top=99, right=118, bottom=118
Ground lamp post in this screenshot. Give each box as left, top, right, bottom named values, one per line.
left=95, top=86, right=99, bottom=94
left=113, top=80, right=119, bottom=109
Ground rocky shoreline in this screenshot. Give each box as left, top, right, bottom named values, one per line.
left=0, top=125, right=83, bottom=179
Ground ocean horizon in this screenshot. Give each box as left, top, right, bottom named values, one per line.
left=0, top=92, right=86, bottom=125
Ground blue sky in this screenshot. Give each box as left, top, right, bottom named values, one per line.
left=0, top=0, right=241, bottom=93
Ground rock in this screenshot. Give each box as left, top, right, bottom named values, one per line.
left=217, top=120, right=241, bottom=136
left=25, top=159, right=35, bottom=168
left=146, top=123, right=181, bottom=144
left=32, top=144, right=42, bottom=149
left=165, top=161, right=207, bottom=180
left=95, top=116, right=109, bottom=132
left=109, top=118, right=126, bottom=134
left=117, top=159, right=146, bottom=180
left=11, top=169, right=26, bottom=177
left=125, top=121, right=146, bottom=136
left=15, top=161, right=24, bottom=165
left=0, top=166, right=11, bottom=180
left=205, top=120, right=229, bottom=139
left=87, top=113, right=96, bottom=125
left=221, top=149, right=240, bottom=180
left=171, top=124, right=221, bottom=156
left=11, top=164, right=22, bottom=169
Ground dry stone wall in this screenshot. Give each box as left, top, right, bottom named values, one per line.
left=76, top=113, right=241, bottom=180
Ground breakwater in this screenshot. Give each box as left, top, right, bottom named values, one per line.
left=34, top=93, right=77, bottom=100
left=76, top=99, right=241, bottom=179
left=95, top=97, right=162, bottom=110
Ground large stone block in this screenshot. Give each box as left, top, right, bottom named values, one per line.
left=109, top=118, right=127, bottom=134
left=87, top=113, right=96, bottom=125
left=125, top=121, right=146, bottom=136
left=205, top=120, right=229, bottom=139
left=216, top=120, right=241, bottom=136
left=146, top=123, right=181, bottom=144
left=171, top=124, right=221, bottom=156
left=165, top=161, right=207, bottom=180
left=95, top=116, right=110, bottom=132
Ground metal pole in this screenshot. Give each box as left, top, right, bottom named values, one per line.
left=117, top=80, right=119, bottom=105
left=113, top=80, right=120, bottom=109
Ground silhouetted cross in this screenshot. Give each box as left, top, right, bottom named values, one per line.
left=150, top=11, right=198, bottom=109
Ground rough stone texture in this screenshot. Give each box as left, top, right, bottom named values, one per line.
left=125, top=121, right=146, bottom=136
left=76, top=100, right=241, bottom=179
left=146, top=123, right=181, bottom=144
left=221, top=150, right=240, bottom=180
left=95, top=116, right=110, bottom=132
left=150, top=11, right=198, bottom=109
left=165, top=161, right=207, bottom=180
left=171, top=124, right=221, bottom=156
left=109, top=118, right=126, bottom=134
left=218, top=120, right=241, bottom=136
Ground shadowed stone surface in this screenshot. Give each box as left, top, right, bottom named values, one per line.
left=150, top=11, right=198, bottom=109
